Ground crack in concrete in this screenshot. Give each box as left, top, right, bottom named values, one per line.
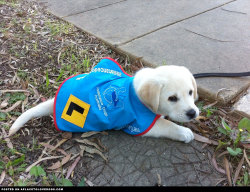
left=62, top=0, right=128, bottom=18
left=221, top=7, right=247, bottom=15
left=184, top=28, right=235, bottom=43
left=116, top=0, right=237, bottom=47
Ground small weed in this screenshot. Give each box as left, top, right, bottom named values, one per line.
left=31, top=136, right=41, bottom=151
left=0, top=160, right=5, bottom=173
left=217, top=118, right=250, bottom=156
left=6, top=155, right=26, bottom=176
left=15, top=179, right=28, bottom=186
left=55, top=69, right=65, bottom=82
left=0, top=0, right=17, bottom=7
left=14, top=165, right=50, bottom=186
left=17, top=70, right=28, bottom=79
left=45, top=69, right=50, bottom=88
left=8, top=92, right=26, bottom=104
left=236, top=171, right=250, bottom=186
left=82, top=56, right=90, bottom=73
left=197, top=101, right=217, bottom=118
left=30, top=165, right=46, bottom=178
left=52, top=172, right=73, bottom=186
left=78, top=177, right=85, bottom=186
left=0, top=112, right=7, bottom=121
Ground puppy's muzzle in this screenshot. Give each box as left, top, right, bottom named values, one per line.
left=186, top=109, right=196, bottom=120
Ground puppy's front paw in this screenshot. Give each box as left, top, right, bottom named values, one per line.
left=179, top=127, right=194, bottom=143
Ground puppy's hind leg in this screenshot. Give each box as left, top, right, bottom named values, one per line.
left=9, top=98, right=55, bottom=136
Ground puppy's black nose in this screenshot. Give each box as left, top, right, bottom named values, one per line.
left=186, top=109, right=196, bottom=119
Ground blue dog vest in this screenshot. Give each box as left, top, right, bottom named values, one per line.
left=53, top=57, right=160, bottom=136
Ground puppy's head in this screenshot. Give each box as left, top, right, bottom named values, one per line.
left=136, top=65, right=199, bottom=122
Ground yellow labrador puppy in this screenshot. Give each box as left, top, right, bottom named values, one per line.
left=9, top=58, right=199, bottom=143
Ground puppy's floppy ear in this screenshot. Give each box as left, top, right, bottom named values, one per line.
left=191, top=75, right=198, bottom=101
left=137, top=80, right=163, bottom=113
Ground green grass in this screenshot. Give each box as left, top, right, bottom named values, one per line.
left=45, top=20, right=74, bottom=37
left=0, top=0, right=17, bottom=7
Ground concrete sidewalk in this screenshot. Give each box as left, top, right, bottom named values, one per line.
left=31, top=0, right=250, bottom=186
left=36, top=0, right=250, bottom=105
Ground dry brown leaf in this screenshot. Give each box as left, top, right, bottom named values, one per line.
left=0, top=100, right=22, bottom=113
left=14, top=151, right=24, bottom=156
left=69, top=153, right=80, bottom=161
left=25, top=156, right=63, bottom=172
left=22, top=97, right=28, bottom=113
left=83, top=153, right=94, bottom=158
left=38, top=138, right=55, bottom=160
left=91, top=138, right=108, bottom=152
left=85, top=178, right=94, bottom=186
left=1, top=128, right=13, bottom=149
left=62, top=132, right=72, bottom=139
left=39, top=142, right=68, bottom=156
left=201, top=143, right=208, bottom=149
left=217, top=151, right=229, bottom=159
left=194, top=133, right=218, bottom=145
left=28, top=84, right=40, bottom=98
left=56, top=148, right=68, bottom=156
left=47, top=161, right=61, bottom=170
left=80, top=131, right=100, bottom=138
left=203, top=101, right=218, bottom=110
left=0, top=90, right=30, bottom=94
left=75, top=139, right=103, bottom=151
left=66, top=156, right=81, bottom=179
left=243, top=149, right=250, bottom=167
left=215, top=178, right=227, bottom=186
left=39, top=146, right=48, bottom=161
left=195, top=116, right=208, bottom=121
left=57, top=48, right=65, bottom=65
left=233, top=156, right=244, bottom=184
left=80, top=145, right=108, bottom=162
left=157, top=173, right=161, bottom=186
left=11, top=73, right=17, bottom=86
left=208, top=152, right=226, bottom=175
left=0, top=97, right=9, bottom=109
left=0, top=171, right=6, bottom=185
left=49, top=138, right=68, bottom=152
left=79, top=148, right=94, bottom=158
left=241, top=143, right=250, bottom=149
left=81, top=131, right=108, bottom=138
left=79, top=149, right=84, bottom=157
left=61, top=154, right=71, bottom=165
left=223, top=157, right=232, bottom=186
left=40, top=142, right=55, bottom=149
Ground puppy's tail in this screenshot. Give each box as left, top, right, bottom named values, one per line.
left=8, top=98, right=55, bottom=136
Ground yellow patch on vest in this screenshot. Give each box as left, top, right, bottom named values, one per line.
left=61, top=94, right=90, bottom=128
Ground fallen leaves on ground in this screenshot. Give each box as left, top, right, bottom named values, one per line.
left=194, top=133, right=218, bottom=145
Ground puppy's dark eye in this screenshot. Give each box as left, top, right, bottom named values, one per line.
left=189, top=90, right=193, bottom=96
left=168, top=96, right=178, bottom=102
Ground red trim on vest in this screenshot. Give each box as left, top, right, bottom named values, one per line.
left=133, top=114, right=161, bottom=136
left=53, top=75, right=78, bottom=132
